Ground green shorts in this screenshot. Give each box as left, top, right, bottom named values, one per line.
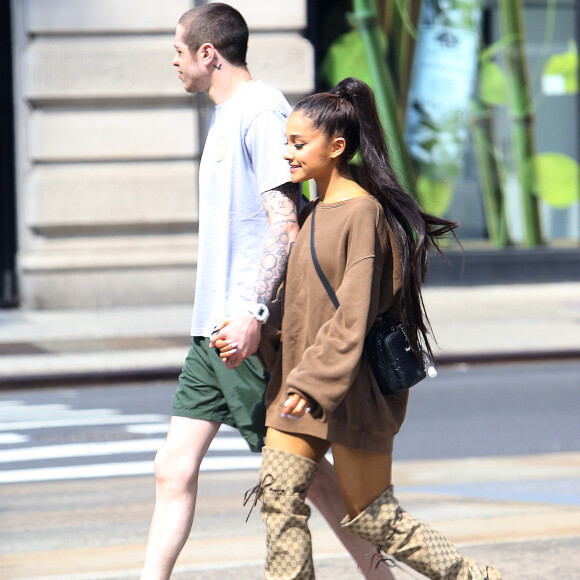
left=173, top=337, right=269, bottom=453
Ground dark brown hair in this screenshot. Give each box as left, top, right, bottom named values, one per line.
left=178, top=3, right=248, bottom=67
left=294, top=77, right=459, bottom=358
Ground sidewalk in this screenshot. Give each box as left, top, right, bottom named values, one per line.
left=0, top=282, right=579, bottom=386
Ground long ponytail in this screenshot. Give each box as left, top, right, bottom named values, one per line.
left=294, top=77, right=458, bottom=358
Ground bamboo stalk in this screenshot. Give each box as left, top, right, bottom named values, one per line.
left=470, top=100, right=509, bottom=247
left=351, top=0, right=417, bottom=195
left=498, top=0, right=543, bottom=246
left=375, top=0, right=393, bottom=33
left=387, top=0, right=421, bottom=113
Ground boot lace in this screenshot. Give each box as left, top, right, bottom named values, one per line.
left=371, top=548, right=397, bottom=569
left=242, top=473, right=282, bottom=522
left=385, top=505, right=404, bottom=542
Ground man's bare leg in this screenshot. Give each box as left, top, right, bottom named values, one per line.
left=140, top=417, right=221, bottom=580
left=307, top=457, right=396, bottom=580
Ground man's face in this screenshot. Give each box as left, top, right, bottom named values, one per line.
left=173, top=24, right=209, bottom=94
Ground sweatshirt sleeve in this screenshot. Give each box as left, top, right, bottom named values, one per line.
left=285, top=203, right=389, bottom=420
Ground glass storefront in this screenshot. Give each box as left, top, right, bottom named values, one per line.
left=309, top=0, right=579, bottom=250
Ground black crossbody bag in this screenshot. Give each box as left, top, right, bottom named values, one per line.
left=309, top=203, right=426, bottom=396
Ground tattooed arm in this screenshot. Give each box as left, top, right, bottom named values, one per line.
left=210, top=183, right=300, bottom=367
left=253, top=183, right=300, bottom=305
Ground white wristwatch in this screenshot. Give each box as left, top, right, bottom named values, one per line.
left=246, top=302, right=270, bottom=323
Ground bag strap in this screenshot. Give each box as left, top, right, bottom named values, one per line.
left=310, top=203, right=340, bottom=309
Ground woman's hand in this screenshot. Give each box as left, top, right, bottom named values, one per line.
left=216, top=338, right=238, bottom=359
left=281, top=393, right=311, bottom=419
left=209, top=320, right=230, bottom=349
left=209, top=321, right=239, bottom=362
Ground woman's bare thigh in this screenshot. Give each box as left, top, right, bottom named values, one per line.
left=265, top=427, right=329, bottom=462
left=331, top=443, right=392, bottom=518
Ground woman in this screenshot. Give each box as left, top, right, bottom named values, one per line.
left=225, top=77, right=500, bottom=580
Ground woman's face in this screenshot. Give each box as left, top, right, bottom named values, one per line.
left=284, top=112, right=336, bottom=183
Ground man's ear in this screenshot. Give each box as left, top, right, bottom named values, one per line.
left=198, top=42, right=216, bottom=66
left=330, top=137, right=346, bottom=159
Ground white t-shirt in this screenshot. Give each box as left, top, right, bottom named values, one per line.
left=190, top=81, right=293, bottom=337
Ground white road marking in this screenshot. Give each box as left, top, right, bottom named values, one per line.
left=0, top=403, right=80, bottom=419
left=0, top=414, right=167, bottom=432
left=126, top=423, right=169, bottom=434
left=126, top=423, right=236, bottom=435
left=0, top=433, right=28, bottom=445
left=0, top=455, right=262, bottom=483
left=0, top=438, right=165, bottom=462
left=0, top=434, right=248, bottom=463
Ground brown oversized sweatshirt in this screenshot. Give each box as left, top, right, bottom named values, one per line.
left=265, top=196, right=409, bottom=453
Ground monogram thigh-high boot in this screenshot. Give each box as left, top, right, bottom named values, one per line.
left=258, top=446, right=319, bottom=580
left=342, top=486, right=501, bottom=580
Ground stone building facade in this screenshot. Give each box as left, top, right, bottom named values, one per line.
left=10, top=0, right=314, bottom=309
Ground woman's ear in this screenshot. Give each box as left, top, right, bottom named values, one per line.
left=330, top=137, right=346, bottom=159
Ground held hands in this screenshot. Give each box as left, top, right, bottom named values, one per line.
left=209, top=320, right=234, bottom=359
left=209, top=312, right=261, bottom=369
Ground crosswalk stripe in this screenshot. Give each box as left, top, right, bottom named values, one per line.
left=0, top=455, right=262, bottom=484
left=0, top=434, right=248, bottom=463
left=126, top=423, right=237, bottom=435
left=0, top=414, right=167, bottom=431
left=0, top=438, right=165, bottom=463
left=0, top=433, right=28, bottom=445
left=126, top=423, right=170, bottom=434
left=0, top=403, right=89, bottom=419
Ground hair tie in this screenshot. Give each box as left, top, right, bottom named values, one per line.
left=331, top=93, right=350, bottom=112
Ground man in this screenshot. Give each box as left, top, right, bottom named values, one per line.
left=140, top=5, right=393, bottom=579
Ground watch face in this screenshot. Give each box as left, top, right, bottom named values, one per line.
left=248, top=302, right=268, bottom=322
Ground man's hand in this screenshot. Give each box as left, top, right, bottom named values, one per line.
left=210, top=311, right=261, bottom=369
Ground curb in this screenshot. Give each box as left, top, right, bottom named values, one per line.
left=434, top=349, right=580, bottom=366
left=0, top=366, right=182, bottom=390
left=1, top=349, right=579, bottom=389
